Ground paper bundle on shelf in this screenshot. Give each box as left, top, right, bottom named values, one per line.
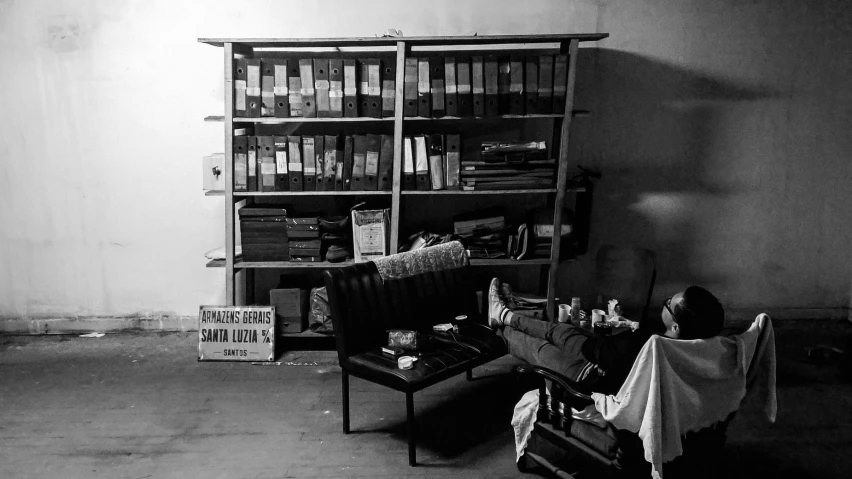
left=460, top=141, right=556, bottom=191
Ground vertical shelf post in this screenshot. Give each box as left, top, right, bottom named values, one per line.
left=390, top=41, right=407, bottom=252
left=546, top=39, right=580, bottom=321
left=223, top=42, right=236, bottom=306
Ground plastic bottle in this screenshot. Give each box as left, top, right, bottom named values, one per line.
left=570, top=297, right=582, bottom=326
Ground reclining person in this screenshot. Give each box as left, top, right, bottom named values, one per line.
left=489, top=278, right=725, bottom=395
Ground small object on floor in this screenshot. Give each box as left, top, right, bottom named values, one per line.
left=806, top=345, right=845, bottom=364
left=79, top=332, right=105, bottom=338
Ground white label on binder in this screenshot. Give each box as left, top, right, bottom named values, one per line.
left=275, top=151, right=287, bottom=172
left=289, top=162, right=303, bottom=172
left=365, top=151, right=379, bottom=174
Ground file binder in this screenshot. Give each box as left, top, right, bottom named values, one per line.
left=403, top=58, right=418, bottom=117
left=427, top=134, right=445, bottom=190
left=247, top=136, right=258, bottom=191
left=329, top=59, right=344, bottom=118
left=260, top=60, right=275, bottom=117
left=403, top=136, right=415, bottom=190
left=456, top=57, right=473, bottom=117
left=351, top=134, right=367, bottom=191
left=287, top=136, right=303, bottom=191
left=273, top=136, right=289, bottom=191
left=430, top=57, right=445, bottom=117
left=537, top=55, right=553, bottom=114
left=498, top=57, right=511, bottom=114
left=313, top=135, right=325, bottom=190
left=484, top=55, right=499, bottom=116
left=343, top=59, right=358, bottom=117
left=381, top=60, right=395, bottom=117
left=288, top=61, right=303, bottom=117
left=259, top=136, right=276, bottom=191
left=445, top=134, right=461, bottom=190
left=471, top=56, right=485, bottom=116
left=364, top=133, right=381, bottom=191
left=553, top=54, right=568, bottom=114
left=366, top=59, right=382, bottom=118
left=323, top=135, right=338, bottom=191
left=417, top=57, right=431, bottom=117
left=234, top=59, right=247, bottom=117
left=273, top=59, right=290, bottom=118
left=524, top=56, right=539, bottom=114
left=359, top=59, right=369, bottom=117
left=332, top=135, right=345, bottom=191
left=302, top=136, right=316, bottom=191
left=299, top=59, right=317, bottom=118
left=509, top=56, right=525, bottom=115
left=233, top=136, right=248, bottom=191
left=378, top=134, right=393, bottom=191
left=444, top=57, right=458, bottom=117
left=246, top=59, right=261, bottom=117
left=414, top=136, right=431, bottom=191
left=343, top=135, right=354, bottom=190
left=314, top=58, right=331, bottom=118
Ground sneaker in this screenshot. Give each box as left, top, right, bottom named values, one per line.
left=488, top=278, right=508, bottom=328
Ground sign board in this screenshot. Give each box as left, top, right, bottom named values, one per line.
left=198, top=306, right=275, bottom=361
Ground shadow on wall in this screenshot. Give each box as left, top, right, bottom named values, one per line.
left=560, top=48, right=779, bottom=306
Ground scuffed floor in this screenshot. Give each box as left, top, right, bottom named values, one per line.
left=1, top=320, right=851, bottom=478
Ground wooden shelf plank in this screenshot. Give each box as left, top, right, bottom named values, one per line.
left=234, top=191, right=391, bottom=197
left=405, top=114, right=562, bottom=121
left=205, top=115, right=224, bottom=122
left=469, top=258, right=552, bottom=266
left=233, top=117, right=393, bottom=124
left=199, top=34, right=609, bottom=48
left=205, top=190, right=224, bottom=196
left=402, top=187, right=585, bottom=195
left=208, top=259, right=357, bottom=269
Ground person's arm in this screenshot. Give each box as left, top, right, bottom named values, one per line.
left=580, top=330, right=651, bottom=378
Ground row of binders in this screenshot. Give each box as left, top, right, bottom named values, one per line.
left=234, top=55, right=571, bottom=119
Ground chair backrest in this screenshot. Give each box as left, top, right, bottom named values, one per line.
left=323, top=261, right=479, bottom=364
left=594, top=245, right=657, bottom=321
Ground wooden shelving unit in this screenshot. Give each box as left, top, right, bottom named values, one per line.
left=201, top=33, right=606, bottom=320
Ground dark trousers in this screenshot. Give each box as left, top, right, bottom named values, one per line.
left=500, top=315, right=594, bottom=381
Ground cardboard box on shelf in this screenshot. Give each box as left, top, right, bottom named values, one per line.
left=269, top=288, right=308, bottom=334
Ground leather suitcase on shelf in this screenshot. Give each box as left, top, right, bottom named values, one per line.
left=239, top=205, right=289, bottom=261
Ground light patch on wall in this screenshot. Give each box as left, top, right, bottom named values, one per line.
left=44, top=14, right=81, bottom=53
left=628, top=192, right=699, bottom=241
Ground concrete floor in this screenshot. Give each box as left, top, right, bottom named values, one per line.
left=1, top=319, right=851, bottom=478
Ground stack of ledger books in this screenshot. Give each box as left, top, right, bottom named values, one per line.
left=461, top=141, right=556, bottom=191
left=453, top=209, right=507, bottom=259
left=286, top=217, right=321, bottom=262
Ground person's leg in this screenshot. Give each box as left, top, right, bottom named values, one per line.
left=499, top=326, right=589, bottom=380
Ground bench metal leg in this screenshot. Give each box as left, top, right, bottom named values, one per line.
left=406, top=391, right=416, bottom=466
left=342, top=370, right=350, bottom=434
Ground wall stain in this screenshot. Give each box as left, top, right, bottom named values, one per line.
left=45, top=14, right=82, bottom=54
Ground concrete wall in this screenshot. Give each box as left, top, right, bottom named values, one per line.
left=0, top=0, right=849, bottom=330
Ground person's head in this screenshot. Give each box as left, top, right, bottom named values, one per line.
left=661, top=286, right=724, bottom=340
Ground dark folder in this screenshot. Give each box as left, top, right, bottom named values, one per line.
left=364, top=134, right=381, bottom=191
left=273, top=136, right=289, bottom=191
left=343, top=136, right=354, bottom=190
left=260, top=60, right=275, bottom=117
left=430, top=57, right=445, bottom=117
left=417, top=57, right=431, bottom=117
left=509, top=56, right=525, bottom=115
left=471, top=56, right=485, bottom=116
left=456, top=57, right=473, bottom=117
left=403, top=58, right=418, bottom=117
left=403, top=136, right=415, bottom=190
left=233, top=136, right=248, bottom=191
left=525, top=56, right=539, bottom=114
left=427, top=134, right=445, bottom=190
left=298, top=59, right=316, bottom=118
left=444, top=57, right=458, bottom=117
left=247, top=136, right=258, bottom=191
left=323, top=135, right=338, bottom=191
left=484, top=55, right=499, bottom=117
left=445, top=134, right=461, bottom=190
left=273, top=59, right=290, bottom=118
left=259, top=136, right=276, bottom=192
left=313, top=135, right=325, bottom=191
left=366, top=59, right=382, bottom=118
left=288, top=61, right=303, bottom=117
left=414, top=136, right=431, bottom=191
left=537, top=55, right=553, bottom=114
left=314, top=58, right=330, bottom=118
left=498, top=57, right=511, bottom=114
left=302, top=136, right=317, bottom=191
left=333, top=135, right=345, bottom=191
left=381, top=60, right=396, bottom=118
left=245, top=59, right=261, bottom=117
left=553, top=54, right=568, bottom=114
left=234, top=59, right=247, bottom=117
left=287, top=136, right=303, bottom=191
left=329, top=59, right=344, bottom=118
left=351, top=134, right=367, bottom=191
left=378, top=134, right=393, bottom=191
left=343, top=59, right=358, bottom=117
